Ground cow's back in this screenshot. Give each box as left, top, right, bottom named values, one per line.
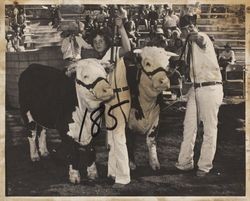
left=19, top=64, right=77, bottom=128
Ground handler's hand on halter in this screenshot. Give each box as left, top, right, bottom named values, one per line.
left=65, top=62, right=77, bottom=77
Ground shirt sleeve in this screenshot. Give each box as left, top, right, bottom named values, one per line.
left=61, top=38, right=70, bottom=54
left=77, top=37, right=93, bottom=49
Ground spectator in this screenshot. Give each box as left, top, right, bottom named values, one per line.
left=137, top=5, right=149, bottom=31
left=96, top=5, right=109, bottom=25
left=61, top=22, right=92, bottom=76
left=51, top=5, right=62, bottom=28
left=147, top=5, right=159, bottom=30
left=163, top=9, right=179, bottom=34
left=219, top=43, right=236, bottom=67
left=218, top=43, right=236, bottom=81
left=148, top=28, right=168, bottom=49
left=124, top=14, right=137, bottom=47
left=10, top=7, right=26, bottom=37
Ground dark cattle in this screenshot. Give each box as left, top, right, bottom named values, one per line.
left=18, top=59, right=113, bottom=183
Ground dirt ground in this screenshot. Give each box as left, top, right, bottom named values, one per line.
left=5, top=100, right=245, bottom=196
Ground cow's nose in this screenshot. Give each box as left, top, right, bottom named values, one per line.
left=103, top=87, right=113, bottom=97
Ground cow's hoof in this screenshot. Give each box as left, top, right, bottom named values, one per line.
left=31, top=156, right=40, bottom=162
left=69, top=169, right=81, bottom=184
left=40, top=150, right=49, bottom=158
left=87, top=164, right=98, bottom=180
left=129, top=161, right=137, bottom=170
left=150, top=161, right=160, bottom=171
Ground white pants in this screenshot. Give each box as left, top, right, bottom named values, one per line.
left=177, top=85, right=223, bottom=172
left=105, top=100, right=131, bottom=184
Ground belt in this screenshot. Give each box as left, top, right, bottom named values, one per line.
left=194, top=81, right=222, bottom=89
left=113, top=86, right=129, bottom=93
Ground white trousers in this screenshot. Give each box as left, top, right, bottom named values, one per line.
left=105, top=100, right=131, bottom=184
left=177, top=85, right=223, bottom=172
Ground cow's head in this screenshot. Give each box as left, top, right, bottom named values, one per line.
left=134, top=47, right=178, bottom=95
left=75, top=59, right=114, bottom=110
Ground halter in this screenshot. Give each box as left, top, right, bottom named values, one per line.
left=75, top=77, right=108, bottom=93
left=141, top=66, right=169, bottom=80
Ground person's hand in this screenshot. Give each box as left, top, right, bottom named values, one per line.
left=115, top=17, right=123, bottom=28
left=188, top=32, right=199, bottom=41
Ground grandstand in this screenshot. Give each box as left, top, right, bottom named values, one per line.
left=5, top=4, right=246, bottom=108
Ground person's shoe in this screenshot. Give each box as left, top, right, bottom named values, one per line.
left=196, top=169, right=209, bottom=177
left=175, top=163, right=194, bottom=172
left=112, top=183, right=128, bottom=189
left=106, top=176, right=115, bottom=185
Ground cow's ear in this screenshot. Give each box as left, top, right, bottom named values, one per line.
left=133, top=49, right=142, bottom=54
left=166, top=51, right=179, bottom=57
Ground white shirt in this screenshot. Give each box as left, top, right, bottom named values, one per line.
left=61, top=36, right=92, bottom=60
left=219, top=50, right=236, bottom=64
left=188, top=32, right=222, bottom=83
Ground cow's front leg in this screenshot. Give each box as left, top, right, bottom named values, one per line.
left=69, top=164, right=81, bottom=184
left=38, top=128, right=49, bottom=157
left=87, top=162, right=98, bottom=180
left=28, top=130, right=40, bottom=162
left=146, top=125, right=160, bottom=170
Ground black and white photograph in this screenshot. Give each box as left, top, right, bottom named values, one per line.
left=3, top=1, right=248, bottom=198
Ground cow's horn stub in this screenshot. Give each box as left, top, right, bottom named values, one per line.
left=166, top=52, right=179, bottom=57
left=133, top=49, right=142, bottom=54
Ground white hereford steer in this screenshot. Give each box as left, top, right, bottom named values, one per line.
left=18, top=59, right=113, bottom=183
left=125, top=47, right=177, bottom=170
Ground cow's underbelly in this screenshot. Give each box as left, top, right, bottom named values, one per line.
left=128, top=105, right=160, bottom=135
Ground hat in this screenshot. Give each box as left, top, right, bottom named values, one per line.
left=172, top=29, right=181, bottom=38
left=224, top=43, right=231, bottom=49
left=156, top=28, right=164, bottom=35
left=179, top=15, right=197, bottom=28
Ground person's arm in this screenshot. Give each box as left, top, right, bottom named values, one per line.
left=189, top=32, right=206, bottom=49
left=230, top=50, right=236, bottom=64
left=77, top=36, right=93, bottom=49
left=61, top=38, right=71, bottom=56
left=115, top=17, right=131, bottom=58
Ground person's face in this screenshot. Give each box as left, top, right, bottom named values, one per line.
left=93, top=35, right=107, bottom=53
left=181, top=28, right=188, bottom=38
left=13, top=8, right=19, bottom=15
left=225, top=47, right=230, bottom=52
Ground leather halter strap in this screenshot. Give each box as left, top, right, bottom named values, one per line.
left=75, top=77, right=108, bottom=91
left=141, top=66, right=168, bottom=79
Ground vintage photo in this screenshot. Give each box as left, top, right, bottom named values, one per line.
left=5, top=2, right=246, bottom=197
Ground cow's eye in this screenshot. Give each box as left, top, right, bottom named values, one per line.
left=83, top=75, right=89, bottom=79
left=146, top=62, right=151, bottom=67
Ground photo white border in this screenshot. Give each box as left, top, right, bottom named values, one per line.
left=1, top=0, right=249, bottom=200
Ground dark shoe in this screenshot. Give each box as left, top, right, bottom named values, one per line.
left=106, top=176, right=115, bottom=185
left=196, top=169, right=209, bottom=177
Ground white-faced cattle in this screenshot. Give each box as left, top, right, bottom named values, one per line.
left=124, top=46, right=178, bottom=170
left=18, top=59, right=113, bottom=183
